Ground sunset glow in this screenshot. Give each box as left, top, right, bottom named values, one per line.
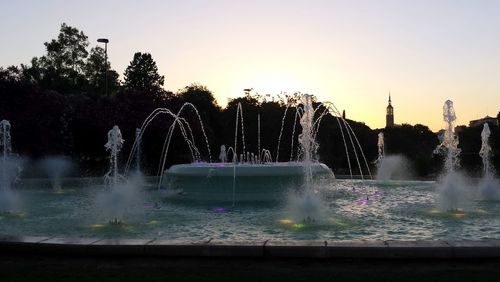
left=2, top=0, right=500, bottom=130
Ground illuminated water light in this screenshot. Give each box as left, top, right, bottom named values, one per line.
left=90, top=222, right=136, bottom=232
left=278, top=219, right=294, bottom=225
left=292, top=223, right=306, bottom=229
left=429, top=209, right=466, bottom=219
left=147, top=220, right=160, bottom=225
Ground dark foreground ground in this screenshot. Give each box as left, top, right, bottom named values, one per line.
left=1, top=255, right=500, bottom=282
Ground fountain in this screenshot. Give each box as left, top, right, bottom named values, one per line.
left=375, top=132, right=411, bottom=180
left=1, top=120, right=13, bottom=192
left=479, top=123, right=500, bottom=199
left=2, top=98, right=500, bottom=243
left=124, top=104, right=212, bottom=186
left=97, top=125, right=144, bottom=224
left=104, top=125, right=125, bottom=188
left=285, top=94, right=327, bottom=222
left=161, top=95, right=334, bottom=203
left=434, top=100, right=469, bottom=212
left=134, top=128, right=142, bottom=173
left=376, top=132, right=384, bottom=164
left=480, top=123, right=493, bottom=176
left=0, top=120, right=21, bottom=212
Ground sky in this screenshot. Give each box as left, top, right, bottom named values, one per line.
left=1, top=0, right=499, bottom=131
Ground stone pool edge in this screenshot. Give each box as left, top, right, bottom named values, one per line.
left=2, top=236, right=500, bottom=259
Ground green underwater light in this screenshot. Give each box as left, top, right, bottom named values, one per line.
left=292, top=223, right=306, bottom=229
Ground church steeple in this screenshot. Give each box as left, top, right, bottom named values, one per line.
left=386, top=91, right=394, bottom=127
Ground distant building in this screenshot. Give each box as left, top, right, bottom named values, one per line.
left=469, top=116, right=498, bottom=128
left=386, top=93, right=394, bottom=128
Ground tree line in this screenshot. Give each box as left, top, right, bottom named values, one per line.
left=0, top=23, right=498, bottom=178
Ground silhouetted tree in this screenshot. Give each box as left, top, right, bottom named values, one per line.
left=123, top=52, right=164, bottom=92
left=21, top=23, right=89, bottom=93
left=178, top=84, right=222, bottom=157
left=222, top=94, right=262, bottom=155
left=179, top=84, right=218, bottom=110
left=84, top=46, right=120, bottom=96
left=0, top=66, right=22, bottom=82
left=0, top=79, right=72, bottom=158
left=384, top=124, right=439, bottom=177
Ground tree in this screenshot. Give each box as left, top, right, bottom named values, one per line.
left=22, top=23, right=90, bottom=93
left=178, top=84, right=221, bottom=155
left=84, top=46, right=120, bottom=96
left=178, top=84, right=219, bottom=109
left=384, top=124, right=439, bottom=176
left=123, top=52, right=164, bottom=92
left=0, top=66, right=22, bottom=82
left=44, top=23, right=89, bottom=76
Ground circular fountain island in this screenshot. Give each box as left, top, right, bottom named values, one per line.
left=161, top=95, right=334, bottom=202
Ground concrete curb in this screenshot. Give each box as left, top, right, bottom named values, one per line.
left=2, top=236, right=500, bottom=259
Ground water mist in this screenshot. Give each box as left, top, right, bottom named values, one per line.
left=375, top=133, right=411, bottom=181
left=39, top=156, right=75, bottom=191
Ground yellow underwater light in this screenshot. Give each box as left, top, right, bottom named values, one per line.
left=90, top=223, right=106, bottom=229
left=278, top=219, right=294, bottom=225
left=430, top=209, right=466, bottom=219
left=90, top=222, right=136, bottom=232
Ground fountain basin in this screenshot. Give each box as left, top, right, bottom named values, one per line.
left=1, top=178, right=500, bottom=241
left=162, top=162, right=333, bottom=201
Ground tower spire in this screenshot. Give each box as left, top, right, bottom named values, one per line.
left=386, top=91, right=394, bottom=128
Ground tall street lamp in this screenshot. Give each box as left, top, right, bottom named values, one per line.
left=97, top=38, right=109, bottom=96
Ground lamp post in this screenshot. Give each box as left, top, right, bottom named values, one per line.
left=97, top=38, right=109, bottom=96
